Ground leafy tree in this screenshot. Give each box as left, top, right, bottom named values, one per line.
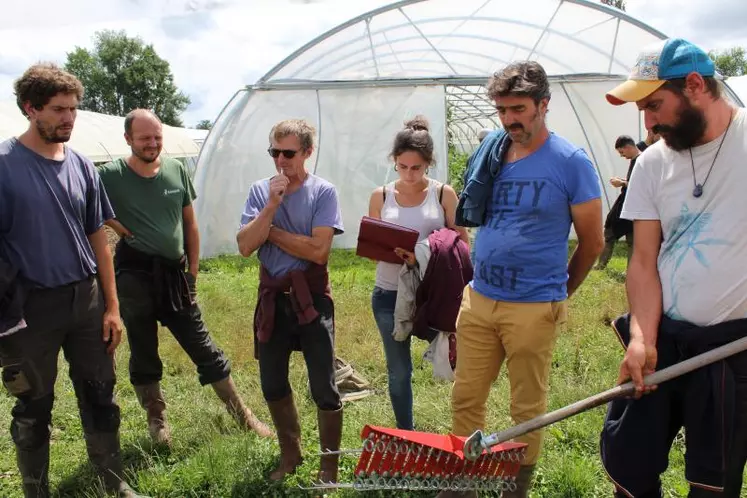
left=600, top=0, right=626, bottom=10
left=448, top=147, right=470, bottom=195
left=65, top=30, right=191, bottom=126
left=195, top=119, right=213, bottom=130
left=708, top=46, right=747, bottom=77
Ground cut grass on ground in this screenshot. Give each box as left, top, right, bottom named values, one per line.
left=0, top=245, right=730, bottom=497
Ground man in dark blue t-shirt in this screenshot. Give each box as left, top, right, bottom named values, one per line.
left=0, top=64, right=144, bottom=497
left=446, top=62, right=604, bottom=498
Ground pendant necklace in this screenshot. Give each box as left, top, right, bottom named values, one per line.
left=689, top=111, right=734, bottom=198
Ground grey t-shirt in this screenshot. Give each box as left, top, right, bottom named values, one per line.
left=622, top=108, right=747, bottom=326
left=240, top=173, right=344, bottom=278
left=0, top=138, right=115, bottom=288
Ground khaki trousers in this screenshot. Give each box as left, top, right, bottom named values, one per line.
left=450, top=285, right=567, bottom=465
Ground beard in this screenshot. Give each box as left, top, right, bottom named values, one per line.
left=133, top=147, right=160, bottom=164
left=652, top=96, right=707, bottom=152
left=36, top=120, right=72, bottom=143
left=506, top=110, right=540, bottom=145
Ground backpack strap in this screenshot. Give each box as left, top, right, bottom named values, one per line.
left=382, top=185, right=386, bottom=203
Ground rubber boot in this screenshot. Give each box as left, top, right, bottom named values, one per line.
left=211, top=376, right=273, bottom=438
left=502, top=464, right=536, bottom=498
left=266, top=394, right=303, bottom=481
left=83, top=431, right=151, bottom=497
left=133, top=383, right=170, bottom=446
left=316, top=407, right=343, bottom=484
left=16, top=441, right=50, bottom=498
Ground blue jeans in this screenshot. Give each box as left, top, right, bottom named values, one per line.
left=371, top=286, right=413, bottom=430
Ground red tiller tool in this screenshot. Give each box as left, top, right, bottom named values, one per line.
left=301, top=334, right=747, bottom=492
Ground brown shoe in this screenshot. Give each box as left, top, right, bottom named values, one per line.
left=266, top=394, right=304, bottom=481
left=133, top=383, right=171, bottom=446
left=211, top=376, right=273, bottom=438
left=316, top=406, right=343, bottom=484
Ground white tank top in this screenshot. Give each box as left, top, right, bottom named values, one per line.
left=374, top=179, right=446, bottom=291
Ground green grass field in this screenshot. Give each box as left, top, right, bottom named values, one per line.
left=0, top=246, right=708, bottom=497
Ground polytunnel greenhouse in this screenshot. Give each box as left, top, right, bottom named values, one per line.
left=193, top=0, right=745, bottom=257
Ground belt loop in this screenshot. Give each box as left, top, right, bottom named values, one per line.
left=71, top=277, right=80, bottom=322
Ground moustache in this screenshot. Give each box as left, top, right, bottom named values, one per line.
left=651, top=124, right=673, bottom=135
left=508, top=123, right=524, bottom=131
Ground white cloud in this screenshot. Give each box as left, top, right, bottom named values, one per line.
left=625, top=0, right=747, bottom=50
left=0, top=0, right=389, bottom=126
left=1, top=0, right=744, bottom=127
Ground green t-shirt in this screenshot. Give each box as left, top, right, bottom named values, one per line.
left=99, top=157, right=196, bottom=260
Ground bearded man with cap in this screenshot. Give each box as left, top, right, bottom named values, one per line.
left=599, top=38, right=747, bottom=497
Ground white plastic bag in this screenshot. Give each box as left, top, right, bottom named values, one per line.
left=423, top=331, right=455, bottom=382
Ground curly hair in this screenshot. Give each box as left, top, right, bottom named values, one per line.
left=14, top=63, right=84, bottom=117
left=486, top=61, right=551, bottom=104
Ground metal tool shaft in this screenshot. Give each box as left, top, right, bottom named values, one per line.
left=464, top=334, right=747, bottom=460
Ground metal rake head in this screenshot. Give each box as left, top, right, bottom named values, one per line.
left=301, top=424, right=527, bottom=492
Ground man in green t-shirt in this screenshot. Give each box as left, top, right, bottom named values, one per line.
left=99, top=109, right=271, bottom=445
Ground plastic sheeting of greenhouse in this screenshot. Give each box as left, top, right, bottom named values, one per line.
left=0, top=99, right=201, bottom=164
left=193, top=0, right=745, bottom=257
left=727, top=75, right=747, bottom=105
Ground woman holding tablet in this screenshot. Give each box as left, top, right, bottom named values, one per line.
left=367, top=115, right=468, bottom=430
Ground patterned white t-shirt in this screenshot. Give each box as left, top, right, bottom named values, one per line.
left=621, top=107, right=747, bottom=326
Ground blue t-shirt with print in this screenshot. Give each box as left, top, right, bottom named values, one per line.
left=472, top=133, right=601, bottom=302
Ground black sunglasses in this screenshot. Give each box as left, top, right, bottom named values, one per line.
left=267, top=147, right=300, bottom=159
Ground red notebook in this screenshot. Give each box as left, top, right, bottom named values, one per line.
left=356, top=216, right=419, bottom=264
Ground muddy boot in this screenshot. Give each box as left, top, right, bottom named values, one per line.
left=133, top=383, right=170, bottom=446
left=316, top=407, right=343, bottom=484
left=83, top=431, right=151, bottom=497
left=116, top=482, right=152, bottom=498
left=266, top=394, right=303, bottom=481
left=16, top=441, right=50, bottom=498
left=211, top=376, right=273, bottom=438
left=502, top=464, right=536, bottom=498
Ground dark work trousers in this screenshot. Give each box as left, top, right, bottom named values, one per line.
left=116, top=269, right=230, bottom=387
left=598, top=227, right=634, bottom=269
left=0, top=276, right=121, bottom=479
left=611, top=350, right=747, bottom=498
left=258, top=292, right=341, bottom=411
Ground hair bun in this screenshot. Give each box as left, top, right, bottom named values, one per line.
left=404, top=115, right=430, bottom=132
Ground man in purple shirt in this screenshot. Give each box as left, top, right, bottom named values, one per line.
left=0, top=64, right=144, bottom=497
left=237, top=119, right=344, bottom=485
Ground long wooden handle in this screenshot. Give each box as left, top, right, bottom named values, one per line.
left=480, top=334, right=747, bottom=449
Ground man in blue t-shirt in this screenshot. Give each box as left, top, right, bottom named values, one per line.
left=446, top=61, right=604, bottom=498
left=236, top=119, right=345, bottom=485
left=0, top=64, right=144, bottom=497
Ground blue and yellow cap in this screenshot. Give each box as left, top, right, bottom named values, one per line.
left=606, top=38, right=715, bottom=105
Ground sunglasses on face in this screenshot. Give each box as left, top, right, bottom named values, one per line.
left=267, top=147, right=300, bottom=159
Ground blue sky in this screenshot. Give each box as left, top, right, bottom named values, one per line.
left=1, top=0, right=745, bottom=127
